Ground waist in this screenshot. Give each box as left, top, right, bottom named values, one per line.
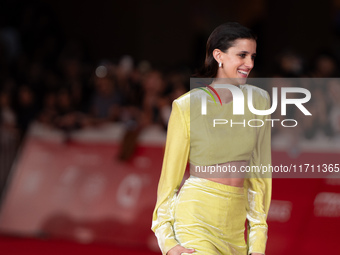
left=189, top=161, right=248, bottom=187
left=186, top=175, right=245, bottom=194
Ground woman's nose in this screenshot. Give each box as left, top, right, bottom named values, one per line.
left=245, top=57, right=254, bottom=69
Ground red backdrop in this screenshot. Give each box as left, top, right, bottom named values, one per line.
left=0, top=123, right=339, bottom=254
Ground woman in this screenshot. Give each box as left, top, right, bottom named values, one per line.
left=152, top=22, right=272, bottom=255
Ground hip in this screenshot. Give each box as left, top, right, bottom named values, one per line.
left=174, top=175, right=247, bottom=235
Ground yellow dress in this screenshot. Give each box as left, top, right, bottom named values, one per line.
left=151, top=85, right=272, bottom=255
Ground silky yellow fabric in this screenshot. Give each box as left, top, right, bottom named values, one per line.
left=151, top=85, right=272, bottom=255
left=174, top=175, right=247, bottom=254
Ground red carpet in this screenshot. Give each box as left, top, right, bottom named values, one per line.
left=0, top=235, right=161, bottom=255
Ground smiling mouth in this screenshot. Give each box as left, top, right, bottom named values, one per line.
left=237, top=70, right=248, bottom=77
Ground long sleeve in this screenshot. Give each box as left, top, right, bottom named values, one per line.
left=151, top=99, right=190, bottom=255
left=244, top=91, right=272, bottom=255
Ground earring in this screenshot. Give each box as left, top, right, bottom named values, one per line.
left=218, top=62, right=222, bottom=68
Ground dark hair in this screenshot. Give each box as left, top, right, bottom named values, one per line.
left=195, top=22, right=257, bottom=78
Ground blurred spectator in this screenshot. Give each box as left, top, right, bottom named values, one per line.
left=90, top=75, right=122, bottom=123
left=140, top=70, right=167, bottom=127
left=53, top=88, right=87, bottom=138
left=273, top=50, right=304, bottom=77
left=0, top=90, right=19, bottom=196
left=0, top=90, right=17, bottom=134
left=297, top=83, right=333, bottom=140
left=118, top=70, right=169, bottom=161
left=309, top=51, right=340, bottom=77
left=60, top=57, right=86, bottom=111
left=14, top=85, right=38, bottom=137
left=37, top=91, right=58, bottom=127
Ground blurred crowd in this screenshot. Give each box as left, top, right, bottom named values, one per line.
left=0, top=54, right=190, bottom=138
left=265, top=50, right=340, bottom=142
left=1, top=2, right=340, bottom=179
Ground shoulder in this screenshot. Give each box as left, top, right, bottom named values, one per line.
left=173, top=88, right=204, bottom=111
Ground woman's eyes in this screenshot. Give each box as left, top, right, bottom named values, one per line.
left=238, top=54, right=256, bottom=60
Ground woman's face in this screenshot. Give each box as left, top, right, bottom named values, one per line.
left=215, top=38, right=256, bottom=84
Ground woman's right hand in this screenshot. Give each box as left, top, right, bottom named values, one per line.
left=167, top=245, right=195, bottom=255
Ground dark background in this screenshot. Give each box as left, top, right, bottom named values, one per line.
left=1, top=0, right=338, bottom=73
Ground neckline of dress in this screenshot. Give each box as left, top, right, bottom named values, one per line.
left=207, top=98, right=233, bottom=106
left=206, top=84, right=245, bottom=105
